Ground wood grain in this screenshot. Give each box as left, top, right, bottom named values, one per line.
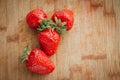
left=0, top=0, right=120, bottom=80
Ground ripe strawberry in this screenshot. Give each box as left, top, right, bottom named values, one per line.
left=37, top=18, right=67, bottom=56
left=38, top=28, right=60, bottom=56
left=26, top=9, right=47, bottom=29
left=21, top=45, right=55, bottom=74
left=51, top=9, right=74, bottom=31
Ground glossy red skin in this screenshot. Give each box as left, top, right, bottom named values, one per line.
left=26, top=9, right=47, bottom=29
left=38, top=29, right=60, bottom=56
left=51, top=9, right=74, bottom=31
left=25, top=48, right=55, bottom=74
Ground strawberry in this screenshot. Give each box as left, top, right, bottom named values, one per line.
left=37, top=18, right=68, bottom=56
left=51, top=9, right=74, bottom=31
left=21, top=45, right=55, bottom=74
left=26, top=9, right=47, bottom=29
left=37, top=19, right=66, bottom=56
left=38, top=28, right=60, bottom=56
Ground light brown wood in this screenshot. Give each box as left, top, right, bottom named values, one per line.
left=0, top=0, right=120, bottom=80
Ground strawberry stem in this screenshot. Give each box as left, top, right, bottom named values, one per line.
left=21, top=44, right=30, bottom=62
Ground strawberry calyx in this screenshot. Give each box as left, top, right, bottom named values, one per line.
left=37, top=17, right=67, bottom=34
left=21, top=45, right=31, bottom=62
left=53, top=17, right=67, bottom=34
left=37, top=19, right=51, bottom=31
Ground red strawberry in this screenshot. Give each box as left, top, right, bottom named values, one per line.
left=37, top=19, right=65, bottom=56
left=26, top=9, right=47, bottom=29
left=21, top=45, right=55, bottom=74
left=38, top=28, right=60, bottom=56
left=51, top=9, right=74, bottom=31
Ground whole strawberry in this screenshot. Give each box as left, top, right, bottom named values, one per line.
left=26, top=9, right=47, bottom=29
left=37, top=19, right=66, bottom=56
left=21, top=45, right=55, bottom=74
left=51, top=9, right=74, bottom=31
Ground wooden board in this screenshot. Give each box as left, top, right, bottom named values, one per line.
left=0, top=0, right=120, bottom=80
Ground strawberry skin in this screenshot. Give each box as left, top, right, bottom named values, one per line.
left=38, top=29, right=60, bottom=56
left=26, top=9, right=47, bottom=29
left=51, top=9, right=74, bottom=31
left=25, top=48, right=55, bottom=74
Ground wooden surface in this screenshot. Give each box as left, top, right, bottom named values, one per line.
left=0, top=0, right=120, bottom=80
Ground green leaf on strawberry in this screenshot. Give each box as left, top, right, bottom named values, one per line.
left=37, top=20, right=51, bottom=31
left=21, top=45, right=30, bottom=62
left=37, top=17, right=67, bottom=34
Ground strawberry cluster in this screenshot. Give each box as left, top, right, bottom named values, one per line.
left=21, top=9, right=74, bottom=74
